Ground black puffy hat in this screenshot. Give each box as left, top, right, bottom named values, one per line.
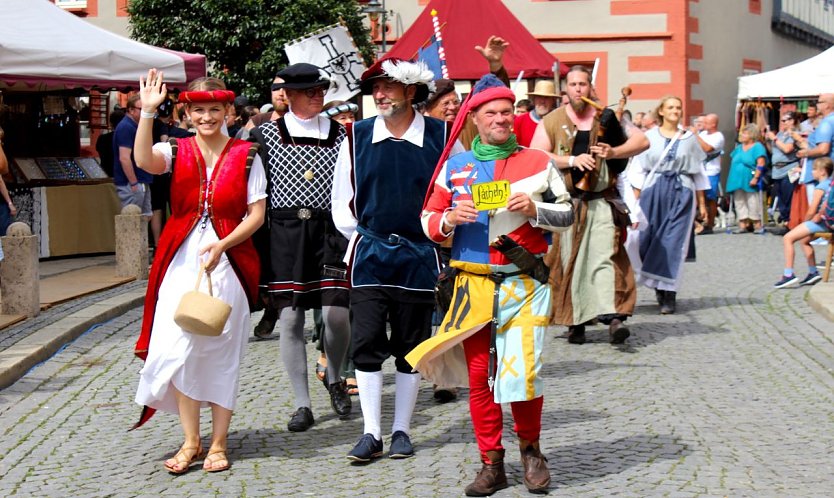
left=273, top=63, right=331, bottom=90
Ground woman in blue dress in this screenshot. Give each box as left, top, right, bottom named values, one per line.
left=631, top=96, right=708, bottom=314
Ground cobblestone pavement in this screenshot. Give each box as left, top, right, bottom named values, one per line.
left=1, top=233, right=833, bottom=497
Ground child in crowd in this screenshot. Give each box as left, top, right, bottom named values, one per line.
left=774, top=157, right=833, bottom=288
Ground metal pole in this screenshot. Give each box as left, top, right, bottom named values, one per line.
left=381, top=0, right=387, bottom=55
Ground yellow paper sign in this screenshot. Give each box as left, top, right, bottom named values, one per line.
left=472, top=180, right=510, bottom=211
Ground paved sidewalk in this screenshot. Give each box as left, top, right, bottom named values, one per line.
left=0, top=254, right=146, bottom=389
left=0, top=233, right=833, bottom=497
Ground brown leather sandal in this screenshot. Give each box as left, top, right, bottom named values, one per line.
left=203, top=449, right=231, bottom=473
left=164, top=446, right=204, bottom=474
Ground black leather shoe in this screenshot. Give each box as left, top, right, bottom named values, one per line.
left=660, top=291, right=676, bottom=315
left=609, top=318, right=630, bottom=344
left=287, top=407, right=314, bottom=432
left=253, top=314, right=277, bottom=339
left=655, top=289, right=666, bottom=306
left=433, top=385, right=458, bottom=403
left=567, top=325, right=586, bottom=344
left=327, top=380, right=352, bottom=419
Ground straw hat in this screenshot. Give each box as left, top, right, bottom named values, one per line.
left=527, top=80, right=558, bottom=98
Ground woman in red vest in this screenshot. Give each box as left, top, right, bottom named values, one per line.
left=131, top=69, right=266, bottom=474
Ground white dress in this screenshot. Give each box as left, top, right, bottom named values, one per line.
left=135, top=142, right=267, bottom=413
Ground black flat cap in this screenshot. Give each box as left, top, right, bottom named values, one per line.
left=273, top=63, right=330, bottom=90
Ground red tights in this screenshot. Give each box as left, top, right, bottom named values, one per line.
left=463, top=326, right=543, bottom=462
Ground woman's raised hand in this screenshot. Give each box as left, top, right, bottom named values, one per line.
left=138, top=68, right=167, bottom=112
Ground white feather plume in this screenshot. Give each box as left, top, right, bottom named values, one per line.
left=381, top=59, right=436, bottom=92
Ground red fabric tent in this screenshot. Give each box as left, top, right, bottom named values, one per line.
left=384, top=0, right=565, bottom=80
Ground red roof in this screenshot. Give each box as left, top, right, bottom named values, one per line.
left=384, top=0, right=566, bottom=80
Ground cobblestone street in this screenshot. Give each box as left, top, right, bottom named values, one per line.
left=1, top=233, right=833, bottom=497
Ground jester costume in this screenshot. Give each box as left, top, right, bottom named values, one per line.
left=408, top=138, right=573, bottom=461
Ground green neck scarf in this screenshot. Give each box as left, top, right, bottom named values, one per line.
left=471, top=134, right=519, bottom=161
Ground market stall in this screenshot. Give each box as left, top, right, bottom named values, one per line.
left=736, top=46, right=834, bottom=130
left=0, top=0, right=206, bottom=257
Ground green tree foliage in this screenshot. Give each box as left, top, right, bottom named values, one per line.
left=128, top=0, right=375, bottom=104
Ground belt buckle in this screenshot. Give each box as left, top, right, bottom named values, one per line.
left=297, top=208, right=312, bottom=220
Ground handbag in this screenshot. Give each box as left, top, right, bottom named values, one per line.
left=434, top=265, right=459, bottom=314
left=174, top=265, right=232, bottom=337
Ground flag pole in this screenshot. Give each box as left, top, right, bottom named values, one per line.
left=430, top=9, right=449, bottom=79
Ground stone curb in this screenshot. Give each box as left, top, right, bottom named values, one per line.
left=807, top=281, right=834, bottom=323
left=0, top=289, right=145, bottom=390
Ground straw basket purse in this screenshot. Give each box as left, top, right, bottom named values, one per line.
left=174, top=265, right=232, bottom=337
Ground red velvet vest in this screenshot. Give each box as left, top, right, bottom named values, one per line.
left=134, top=137, right=260, bottom=361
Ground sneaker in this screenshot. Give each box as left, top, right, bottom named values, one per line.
left=389, top=431, right=414, bottom=459
left=287, top=407, right=314, bottom=432
left=799, top=273, right=822, bottom=286
left=753, top=228, right=767, bottom=235
left=698, top=227, right=714, bottom=235
left=774, top=274, right=798, bottom=289
left=347, top=433, right=383, bottom=463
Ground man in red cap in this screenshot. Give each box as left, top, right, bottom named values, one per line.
left=332, top=58, right=463, bottom=463
left=407, top=74, right=574, bottom=495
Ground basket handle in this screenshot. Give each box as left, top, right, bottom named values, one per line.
left=195, top=263, right=214, bottom=297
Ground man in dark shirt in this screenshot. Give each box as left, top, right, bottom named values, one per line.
left=112, top=95, right=153, bottom=215
left=95, top=108, right=125, bottom=177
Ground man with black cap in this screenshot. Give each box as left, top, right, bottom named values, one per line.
left=250, top=62, right=352, bottom=432
left=332, top=58, right=463, bottom=462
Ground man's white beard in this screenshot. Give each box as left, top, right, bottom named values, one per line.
left=377, top=99, right=409, bottom=118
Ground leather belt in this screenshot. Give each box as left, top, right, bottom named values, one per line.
left=270, top=208, right=327, bottom=220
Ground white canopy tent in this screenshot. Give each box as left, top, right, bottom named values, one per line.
left=737, top=46, right=834, bottom=100
left=0, top=0, right=205, bottom=92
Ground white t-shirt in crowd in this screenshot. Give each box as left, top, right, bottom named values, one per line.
left=699, top=130, right=725, bottom=176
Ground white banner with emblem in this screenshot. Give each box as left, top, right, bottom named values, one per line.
left=284, top=24, right=367, bottom=104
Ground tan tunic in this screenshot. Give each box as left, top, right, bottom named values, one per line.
left=541, top=107, right=636, bottom=326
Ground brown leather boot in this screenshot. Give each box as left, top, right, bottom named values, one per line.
left=519, top=439, right=550, bottom=494
left=464, top=450, right=508, bottom=497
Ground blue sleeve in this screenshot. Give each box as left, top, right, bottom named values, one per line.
left=113, top=124, right=134, bottom=150
left=816, top=177, right=832, bottom=193
left=753, top=142, right=767, bottom=159
left=815, top=119, right=834, bottom=146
